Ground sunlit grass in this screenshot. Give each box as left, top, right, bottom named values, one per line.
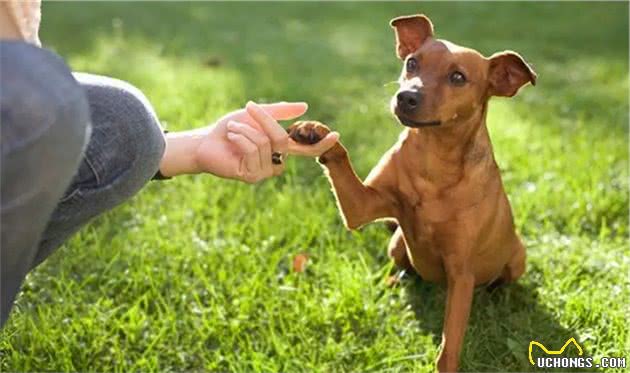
left=1, top=2, right=628, bottom=372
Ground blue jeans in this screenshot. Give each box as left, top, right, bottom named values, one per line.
left=1, top=41, right=166, bottom=326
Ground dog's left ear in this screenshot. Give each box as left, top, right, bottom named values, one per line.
left=390, top=14, right=434, bottom=60
left=488, top=51, right=537, bottom=97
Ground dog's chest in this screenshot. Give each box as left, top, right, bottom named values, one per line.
left=397, top=184, right=482, bottom=282
left=399, top=175, right=469, bottom=223
left=398, top=173, right=493, bottom=252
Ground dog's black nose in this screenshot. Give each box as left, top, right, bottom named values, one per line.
left=396, top=90, right=421, bottom=111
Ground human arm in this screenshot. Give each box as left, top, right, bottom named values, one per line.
left=158, top=101, right=339, bottom=183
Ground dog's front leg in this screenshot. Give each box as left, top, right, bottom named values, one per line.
left=288, top=121, right=399, bottom=230
left=436, top=257, right=475, bottom=373
left=319, top=145, right=399, bottom=229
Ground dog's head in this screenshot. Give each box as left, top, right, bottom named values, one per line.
left=389, top=14, right=537, bottom=129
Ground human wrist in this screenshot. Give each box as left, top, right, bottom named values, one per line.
left=159, top=129, right=206, bottom=177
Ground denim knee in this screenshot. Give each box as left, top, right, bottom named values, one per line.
left=30, top=75, right=166, bottom=269
left=72, top=73, right=165, bottom=204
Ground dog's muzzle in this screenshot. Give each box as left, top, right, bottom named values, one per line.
left=396, top=115, right=441, bottom=128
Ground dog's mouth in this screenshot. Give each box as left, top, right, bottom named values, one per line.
left=396, top=115, right=441, bottom=128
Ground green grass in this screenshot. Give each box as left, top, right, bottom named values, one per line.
left=1, top=2, right=628, bottom=372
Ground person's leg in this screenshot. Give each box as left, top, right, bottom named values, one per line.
left=32, top=73, right=166, bottom=268
left=1, top=41, right=91, bottom=325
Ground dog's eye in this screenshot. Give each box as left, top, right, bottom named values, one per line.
left=449, top=71, right=467, bottom=85
left=406, top=58, right=418, bottom=73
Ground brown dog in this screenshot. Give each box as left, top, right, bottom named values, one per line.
left=288, top=14, right=536, bottom=372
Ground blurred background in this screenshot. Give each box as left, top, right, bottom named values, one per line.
left=1, top=2, right=628, bottom=372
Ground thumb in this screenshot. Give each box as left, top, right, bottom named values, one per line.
left=316, top=132, right=340, bottom=150
left=287, top=132, right=340, bottom=157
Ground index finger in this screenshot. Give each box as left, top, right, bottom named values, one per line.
left=255, top=102, right=308, bottom=120
left=246, top=101, right=293, bottom=153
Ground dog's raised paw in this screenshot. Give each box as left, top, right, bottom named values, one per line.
left=287, top=121, right=331, bottom=145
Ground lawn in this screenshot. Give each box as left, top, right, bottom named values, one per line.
left=1, top=2, right=628, bottom=372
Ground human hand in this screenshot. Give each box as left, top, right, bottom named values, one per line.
left=197, top=101, right=305, bottom=183
left=159, top=101, right=338, bottom=183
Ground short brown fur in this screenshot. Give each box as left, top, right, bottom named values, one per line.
left=288, top=14, right=536, bottom=372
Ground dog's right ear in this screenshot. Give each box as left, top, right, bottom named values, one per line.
left=390, top=14, right=434, bottom=60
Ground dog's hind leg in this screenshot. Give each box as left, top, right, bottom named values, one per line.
left=388, top=226, right=411, bottom=270
left=501, top=238, right=526, bottom=282
left=487, top=237, right=526, bottom=291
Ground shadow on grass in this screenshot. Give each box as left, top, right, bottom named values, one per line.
left=399, top=269, right=604, bottom=372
